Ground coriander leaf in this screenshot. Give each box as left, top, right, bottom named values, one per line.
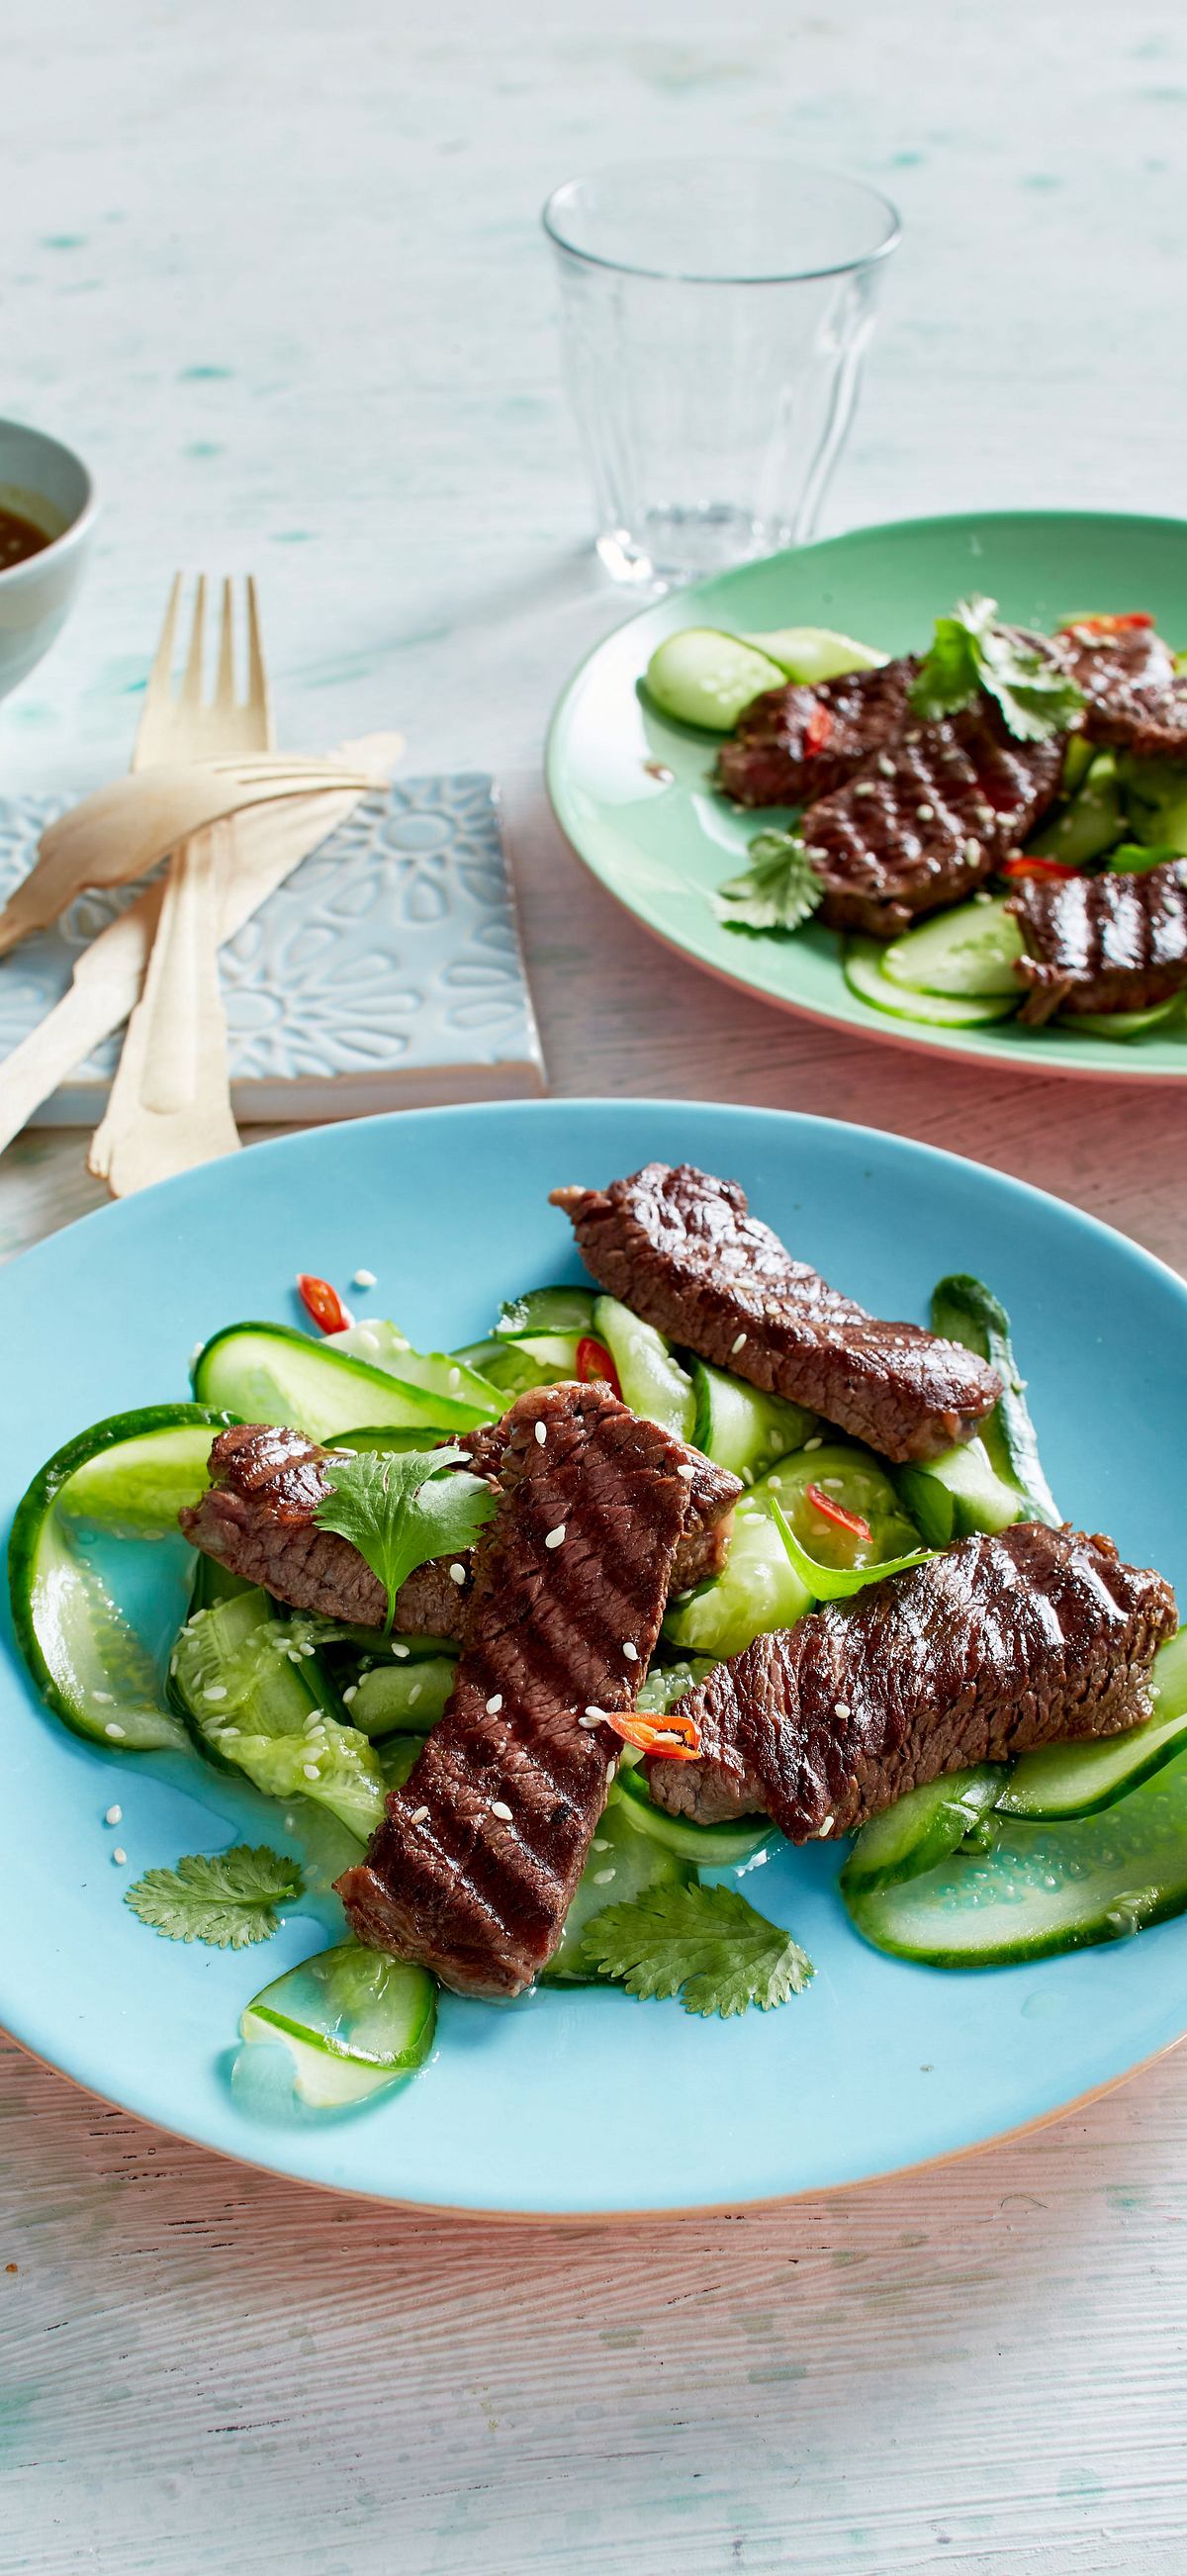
left=576, top=1880, right=814, bottom=2019
left=125, top=1844, right=304, bottom=1949
left=315, top=1445, right=497, bottom=1631
left=713, top=832, right=824, bottom=938
left=910, top=595, right=1085, bottom=742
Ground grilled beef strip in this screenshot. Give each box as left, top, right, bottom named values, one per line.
left=1006, top=859, right=1187, bottom=1024
left=178, top=1414, right=740, bottom=1633
left=1054, top=621, right=1187, bottom=762
left=800, top=702, right=1065, bottom=938
left=715, top=658, right=918, bottom=809
left=335, top=1381, right=692, bottom=1997
left=551, top=1162, right=1001, bottom=1466
left=645, top=1523, right=1177, bottom=1837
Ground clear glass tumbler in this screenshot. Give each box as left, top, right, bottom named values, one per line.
left=543, top=158, right=900, bottom=587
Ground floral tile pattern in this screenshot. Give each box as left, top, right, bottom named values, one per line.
left=0, top=774, right=544, bottom=1118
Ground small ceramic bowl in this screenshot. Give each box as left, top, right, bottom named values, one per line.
left=0, top=417, right=96, bottom=704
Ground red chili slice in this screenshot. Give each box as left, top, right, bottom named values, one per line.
left=604, top=1707, right=703, bottom=1763
left=805, top=1480, right=872, bottom=1543
left=297, top=1273, right=355, bottom=1334
left=575, top=1334, right=622, bottom=1398
left=1061, top=611, right=1153, bottom=634
left=803, top=702, right=835, bottom=757
left=1001, top=855, right=1080, bottom=882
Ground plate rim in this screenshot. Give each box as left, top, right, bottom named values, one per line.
left=545, top=505, right=1187, bottom=1086
left=5, top=1093, right=1187, bottom=2214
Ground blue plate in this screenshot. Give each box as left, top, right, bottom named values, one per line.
left=2, top=1100, right=1185, bottom=2214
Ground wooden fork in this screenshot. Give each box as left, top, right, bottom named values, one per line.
left=89, top=576, right=264, bottom=1192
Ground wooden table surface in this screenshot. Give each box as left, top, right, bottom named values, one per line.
left=7, top=0, right=1187, bottom=2563
left=5, top=792, right=1187, bottom=2574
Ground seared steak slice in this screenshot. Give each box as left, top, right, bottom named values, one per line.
left=1055, top=620, right=1187, bottom=762
left=801, top=703, right=1065, bottom=938
left=1007, top=860, right=1187, bottom=1024
left=335, top=1382, right=690, bottom=1996
left=716, top=658, right=916, bottom=809
left=178, top=1414, right=739, bottom=1632
left=551, top=1161, right=1001, bottom=1465
left=646, top=1523, right=1176, bottom=1837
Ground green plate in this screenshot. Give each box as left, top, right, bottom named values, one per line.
left=546, top=509, right=1187, bottom=1082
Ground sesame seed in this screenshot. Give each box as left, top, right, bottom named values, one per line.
left=973, top=888, right=992, bottom=905
left=393, top=1642, right=410, bottom=1660
left=411, top=1804, right=430, bottom=1824
left=916, top=803, right=935, bottom=822
left=448, top=1367, right=461, bottom=1389
left=356, top=1327, right=380, bottom=1354
left=852, top=779, right=876, bottom=796
left=342, top=1684, right=357, bottom=1703
left=592, top=1869, right=616, bottom=1886
left=352, top=1267, right=377, bottom=1288
left=105, top=1805, right=122, bottom=1827
left=303, top=1762, right=320, bottom=1780
left=545, top=1523, right=566, bottom=1549
left=963, top=838, right=981, bottom=863
left=203, top=1685, right=228, bottom=1702
left=877, top=752, right=896, bottom=777
left=93, top=1691, right=114, bottom=1705
left=491, top=1799, right=512, bottom=1822
left=834, top=1701, right=852, bottom=1719
left=905, top=727, right=921, bottom=744
left=112, top=1847, right=127, bottom=1867
left=222, top=1726, right=241, bottom=1739
left=622, top=1642, right=638, bottom=1663
left=534, top=1421, right=547, bottom=1446
left=677, top=1461, right=697, bottom=1479
left=104, top=1723, right=126, bottom=1740
left=409, top=1683, right=422, bottom=1705
left=731, top=1332, right=748, bottom=1354
left=816, top=1814, right=835, bottom=1838
left=582, top=1706, right=606, bottom=1726
left=768, top=1474, right=782, bottom=1490
left=487, top=1694, right=503, bottom=1714
left=449, top=1562, right=467, bottom=1586
left=593, top=1838, right=609, bottom=1853
left=803, top=1435, right=823, bottom=1451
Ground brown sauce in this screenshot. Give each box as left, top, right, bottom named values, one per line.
left=0, top=506, right=51, bottom=574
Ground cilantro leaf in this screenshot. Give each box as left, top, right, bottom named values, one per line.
left=315, top=1445, right=497, bottom=1631
left=125, top=1845, right=304, bottom=1949
left=713, top=832, right=824, bottom=938
left=910, top=595, right=1084, bottom=742
left=576, top=1880, right=814, bottom=2018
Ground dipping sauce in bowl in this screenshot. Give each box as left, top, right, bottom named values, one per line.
left=0, top=503, right=51, bottom=574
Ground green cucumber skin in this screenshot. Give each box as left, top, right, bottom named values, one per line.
left=494, top=1286, right=596, bottom=1340
left=613, top=1772, right=775, bottom=1867
left=192, top=1322, right=493, bottom=1438
left=690, top=1358, right=814, bottom=1483
left=929, top=1273, right=1059, bottom=1527
left=840, top=1765, right=1005, bottom=1898
left=594, top=1294, right=695, bottom=1442
left=880, top=898, right=1024, bottom=1000
left=894, top=1437, right=1021, bottom=1548
left=9, top=1404, right=235, bottom=1756
left=645, top=629, right=787, bottom=733
left=999, top=1627, right=1187, bottom=1821
left=844, top=940, right=1020, bottom=1029
left=846, top=1742, right=1187, bottom=1968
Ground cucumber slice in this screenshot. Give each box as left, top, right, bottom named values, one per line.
left=762, top=1444, right=921, bottom=1573
left=929, top=1275, right=1059, bottom=1526
left=9, top=1405, right=233, bottom=1754
left=997, top=1627, right=1187, bottom=1820
left=331, top=1423, right=455, bottom=1453
left=841, top=1766, right=1005, bottom=1897
left=240, top=1938, right=436, bottom=2105
left=1055, top=998, right=1183, bottom=1040
left=593, top=1295, right=695, bottom=1441
left=845, top=938, right=1020, bottom=1027
left=1027, top=753, right=1123, bottom=866
left=541, top=1794, right=693, bottom=1984
left=326, top=1322, right=502, bottom=1422
left=894, top=1434, right=1022, bottom=1548
left=345, top=1658, right=456, bottom=1737
left=740, top=625, right=887, bottom=684
left=613, top=1770, right=774, bottom=1866
left=690, top=1358, right=814, bottom=1482
left=846, top=1742, right=1187, bottom=1967
left=1060, top=734, right=1096, bottom=795
left=881, top=898, right=1025, bottom=999
left=377, top=1732, right=426, bottom=1789
left=172, top=1587, right=388, bottom=1840
left=193, top=1322, right=495, bottom=1440
left=645, top=629, right=786, bottom=732
left=495, top=1286, right=596, bottom=1339
left=664, top=1471, right=815, bottom=1659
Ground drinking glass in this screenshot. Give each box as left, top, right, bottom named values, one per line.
left=543, top=158, right=900, bottom=587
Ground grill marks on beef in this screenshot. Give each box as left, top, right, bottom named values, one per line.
left=646, top=1524, right=1177, bottom=1838
left=1007, top=860, right=1187, bottom=1023
left=178, top=1416, right=740, bottom=1632
left=1055, top=621, right=1187, bottom=762
left=802, top=706, right=1064, bottom=938
left=715, top=659, right=917, bottom=809
left=552, top=1161, right=1001, bottom=1465
left=334, top=1382, right=691, bottom=1996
